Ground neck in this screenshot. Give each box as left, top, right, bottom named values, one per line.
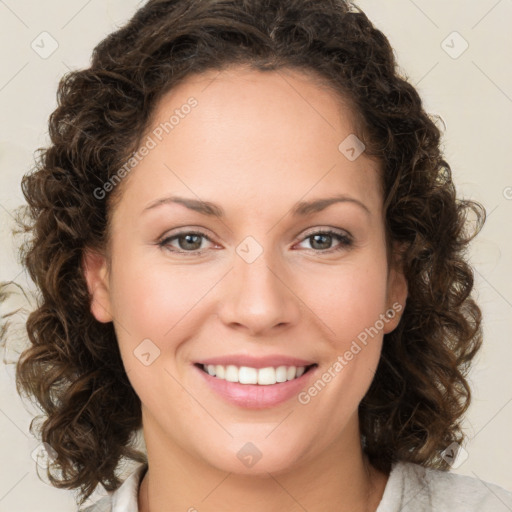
left=138, top=411, right=388, bottom=512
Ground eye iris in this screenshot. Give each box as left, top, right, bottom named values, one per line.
left=310, top=233, right=332, bottom=250
left=179, top=234, right=202, bottom=250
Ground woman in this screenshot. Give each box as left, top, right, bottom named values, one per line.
left=2, top=0, right=511, bottom=510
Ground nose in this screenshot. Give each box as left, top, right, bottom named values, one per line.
left=216, top=249, right=301, bottom=336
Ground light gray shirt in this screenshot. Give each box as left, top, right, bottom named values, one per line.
left=80, top=459, right=512, bottom=511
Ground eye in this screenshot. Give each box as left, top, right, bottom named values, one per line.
left=158, top=231, right=214, bottom=255
left=158, top=228, right=353, bottom=256
left=296, top=229, right=353, bottom=253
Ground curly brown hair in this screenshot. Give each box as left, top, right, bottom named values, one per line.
left=0, top=0, right=486, bottom=507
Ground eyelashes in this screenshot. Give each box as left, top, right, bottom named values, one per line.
left=298, top=230, right=353, bottom=252
left=157, top=229, right=353, bottom=256
left=158, top=231, right=213, bottom=254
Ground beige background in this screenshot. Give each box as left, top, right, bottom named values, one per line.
left=0, top=0, right=511, bottom=510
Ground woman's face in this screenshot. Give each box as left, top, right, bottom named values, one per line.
left=84, top=66, right=407, bottom=475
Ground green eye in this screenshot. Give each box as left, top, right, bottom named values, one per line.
left=158, top=228, right=353, bottom=256
left=159, top=231, right=212, bottom=254
left=297, top=230, right=353, bottom=253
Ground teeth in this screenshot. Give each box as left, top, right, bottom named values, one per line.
left=275, top=366, right=287, bottom=382
left=203, top=364, right=311, bottom=385
left=239, top=366, right=258, bottom=384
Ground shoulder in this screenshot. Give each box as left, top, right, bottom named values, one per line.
left=79, top=462, right=148, bottom=512
left=378, top=460, right=512, bottom=512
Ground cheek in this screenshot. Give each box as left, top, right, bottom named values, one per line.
left=297, top=254, right=388, bottom=397
left=109, top=251, right=211, bottom=340
left=294, top=262, right=387, bottom=431
left=301, top=258, right=389, bottom=341
left=109, top=257, right=199, bottom=401
left=108, top=251, right=225, bottom=387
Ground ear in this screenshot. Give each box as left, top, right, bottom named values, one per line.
left=82, top=248, right=113, bottom=323
left=383, top=242, right=408, bottom=334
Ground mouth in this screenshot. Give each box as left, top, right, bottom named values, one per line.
left=194, top=362, right=318, bottom=386
left=193, top=361, right=319, bottom=408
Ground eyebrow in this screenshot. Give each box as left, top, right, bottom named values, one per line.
left=142, top=194, right=371, bottom=217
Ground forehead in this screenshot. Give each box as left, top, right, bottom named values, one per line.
left=114, top=66, right=382, bottom=218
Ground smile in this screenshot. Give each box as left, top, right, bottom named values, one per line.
left=194, top=362, right=319, bottom=409
left=197, top=363, right=317, bottom=385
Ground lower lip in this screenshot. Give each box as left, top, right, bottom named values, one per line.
left=193, top=364, right=318, bottom=409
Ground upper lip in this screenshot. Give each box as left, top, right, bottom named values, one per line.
left=195, top=355, right=317, bottom=369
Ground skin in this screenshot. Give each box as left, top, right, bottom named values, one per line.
left=84, top=65, right=408, bottom=512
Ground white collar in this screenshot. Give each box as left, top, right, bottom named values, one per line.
left=111, top=462, right=148, bottom=512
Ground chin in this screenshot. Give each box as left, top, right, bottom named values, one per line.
left=198, top=441, right=304, bottom=476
